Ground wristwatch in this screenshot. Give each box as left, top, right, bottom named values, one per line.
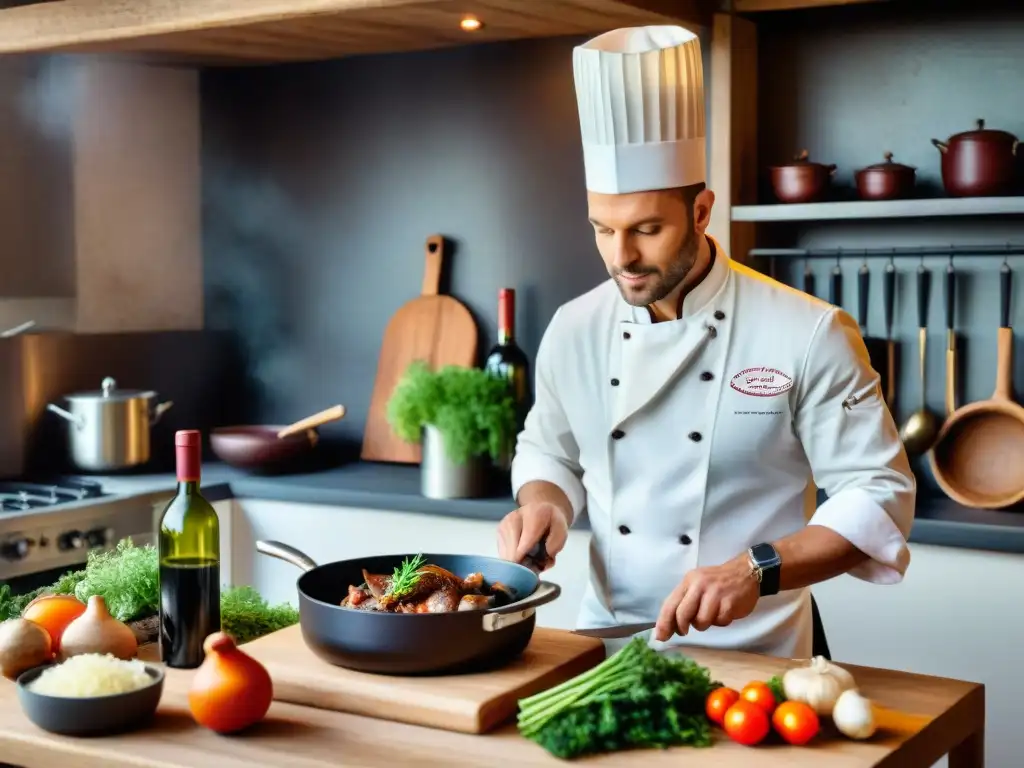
left=747, top=543, right=782, bottom=597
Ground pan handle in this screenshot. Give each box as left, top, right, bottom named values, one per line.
left=256, top=540, right=319, bottom=572
left=481, top=581, right=561, bottom=633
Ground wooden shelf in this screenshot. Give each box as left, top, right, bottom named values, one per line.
left=0, top=0, right=714, bottom=65
left=731, top=196, right=1024, bottom=222
left=735, top=0, right=889, bottom=11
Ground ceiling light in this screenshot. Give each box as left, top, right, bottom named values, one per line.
left=460, top=15, right=483, bottom=32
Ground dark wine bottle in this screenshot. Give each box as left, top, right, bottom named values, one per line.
left=484, top=288, right=532, bottom=466
left=158, top=429, right=221, bottom=669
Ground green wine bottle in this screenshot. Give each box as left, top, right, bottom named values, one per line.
left=158, top=429, right=221, bottom=669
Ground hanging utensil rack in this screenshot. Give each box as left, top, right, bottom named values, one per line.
left=748, top=244, right=1024, bottom=260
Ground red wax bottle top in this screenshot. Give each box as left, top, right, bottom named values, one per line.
left=498, top=288, right=515, bottom=336
left=175, top=429, right=202, bottom=482
left=175, top=430, right=201, bottom=447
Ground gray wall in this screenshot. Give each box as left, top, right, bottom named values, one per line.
left=202, top=9, right=1022, bottom=495
left=756, top=3, right=1024, bottom=494
left=200, top=33, right=713, bottom=447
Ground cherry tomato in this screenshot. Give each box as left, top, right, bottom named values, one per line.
left=705, top=687, right=740, bottom=725
left=740, top=680, right=778, bottom=716
left=772, top=700, right=820, bottom=745
left=723, top=700, right=771, bottom=746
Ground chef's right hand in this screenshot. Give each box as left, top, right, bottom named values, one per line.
left=497, top=501, right=569, bottom=572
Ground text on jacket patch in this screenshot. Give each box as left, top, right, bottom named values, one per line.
left=728, top=367, right=794, bottom=398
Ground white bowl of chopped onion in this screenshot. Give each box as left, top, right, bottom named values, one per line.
left=16, top=653, right=164, bottom=736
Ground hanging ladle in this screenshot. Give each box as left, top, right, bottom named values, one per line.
left=899, top=260, right=941, bottom=455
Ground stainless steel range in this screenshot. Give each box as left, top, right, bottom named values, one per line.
left=0, top=477, right=158, bottom=591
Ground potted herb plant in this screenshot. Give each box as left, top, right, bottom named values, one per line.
left=386, top=360, right=518, bottom=499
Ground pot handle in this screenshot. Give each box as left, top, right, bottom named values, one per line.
left=481, top=581, right=561, bottom=633
left=151, top=400, right=174, bottom=425
left=256, top=540, right=319, bottom=572
left=46, top=403, right=85, bottom=430
left=931, top=138, right=948, bottom=154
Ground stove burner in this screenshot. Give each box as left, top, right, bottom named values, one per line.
left=0, top=477, right=107, bottom=512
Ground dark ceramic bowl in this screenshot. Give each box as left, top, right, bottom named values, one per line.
left=16, top=661, right=165, bottom=736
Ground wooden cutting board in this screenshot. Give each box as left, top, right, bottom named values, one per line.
left=238, top=625, right=604, bottom=734
left=361, top=234, right=478, bottom=464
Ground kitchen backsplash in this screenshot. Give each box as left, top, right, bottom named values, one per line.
left=0, top=330, right=252, bottom=479
left=199, top=10, right=1022, bottom=498
left=198, top=33, right=710, bottom=446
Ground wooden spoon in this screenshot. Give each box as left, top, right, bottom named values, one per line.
left=277, top=405, right=346, bottom=439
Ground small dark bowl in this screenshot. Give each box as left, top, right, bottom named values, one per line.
left=16, top=661, right=165, bottom=736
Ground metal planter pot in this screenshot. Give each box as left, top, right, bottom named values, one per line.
left=420, top=424, right=487, bottom=499
left=47, top=376, right=173, bottom=472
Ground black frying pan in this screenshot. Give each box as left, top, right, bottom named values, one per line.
left=255, top=540, right=561, bottom=675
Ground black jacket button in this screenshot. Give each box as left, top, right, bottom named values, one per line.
left=679, top=534, right=692, bottom=545
left=714, top=310, right=725, bottom=320
left=688, top=431, right=702, bottom=442
left=610, top=378, right=620, bottom=386
left=623, top=331, right=631, bottom=340
left=611, top=429, right=626, bottom=440
left=619, top=525, right=631, bottom=535
left=700, top=371, right=713, bottom=382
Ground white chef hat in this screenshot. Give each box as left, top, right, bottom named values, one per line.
left=572, top=25, right=706, bottom=195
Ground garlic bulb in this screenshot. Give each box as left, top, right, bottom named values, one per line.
left=832, top=688, right=876, bottom=740
left=782, top=656, right=857, bottom=715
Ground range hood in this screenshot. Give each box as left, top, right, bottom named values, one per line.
left=0, top=0, right=716, bottom=66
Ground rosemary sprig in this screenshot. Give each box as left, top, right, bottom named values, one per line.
left=385, top=554, right=427, bottom=600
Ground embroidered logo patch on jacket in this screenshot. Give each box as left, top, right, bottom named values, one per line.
left=729, top=367, right=794, bottom=398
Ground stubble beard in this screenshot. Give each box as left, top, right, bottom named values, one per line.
left=613, top=229, right=700, bottom=308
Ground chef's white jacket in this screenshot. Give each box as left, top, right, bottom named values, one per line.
left=510, top=238, right=916, bottom=658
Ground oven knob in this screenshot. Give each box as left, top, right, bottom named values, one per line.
left=0, top=538, right=32, bottom=561
left=58, top=530, right=85, bottom=551
left=85, top=528, right=111, bottom=548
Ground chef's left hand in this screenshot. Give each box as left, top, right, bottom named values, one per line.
left=654, top=557, right=760, bottom=642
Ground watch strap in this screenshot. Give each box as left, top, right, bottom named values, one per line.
left=748, top=543, right=782, bottom=597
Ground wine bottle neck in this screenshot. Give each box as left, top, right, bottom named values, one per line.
left=177, top=480, right=201, bottom=495
left=498, top=288, right=515, bottom=345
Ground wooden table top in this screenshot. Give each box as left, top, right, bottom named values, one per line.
left=0, top=638, right=985, bottom=768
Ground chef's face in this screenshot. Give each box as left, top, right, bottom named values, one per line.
left=587, top=185, right=715, bottom=307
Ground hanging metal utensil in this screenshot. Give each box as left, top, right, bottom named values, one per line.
left=830, top=254, right=843, bottom=308
left=883, top=255, right=898, bottom=407
left=944, top=256, right=959, bottom=417
left=898, top=260, right=941, bottom=456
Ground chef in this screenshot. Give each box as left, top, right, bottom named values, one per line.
left=497, top=25, right=916, bottom=658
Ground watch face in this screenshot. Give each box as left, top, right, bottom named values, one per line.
left=750, top=543, right=780, bottom=566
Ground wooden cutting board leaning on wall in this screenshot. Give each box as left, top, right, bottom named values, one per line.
left=361, top=234, right=478, bottom=464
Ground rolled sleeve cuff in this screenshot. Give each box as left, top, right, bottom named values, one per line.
left=808, top=487, right=910, bottom=584
left=510, top=455, right=586, bottom=522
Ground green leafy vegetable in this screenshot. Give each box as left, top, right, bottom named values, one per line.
left=766, top=674, right=787, bottom=704
left=75, top=539, right=162, bottom=621
left=221, top=586, right=300, bottom=645
left=0, top=538, right=298, bottom=645
left=385, top=554, right=427, bottom=601
left=517, top=637, right=722, bottom=760
left=386, top=360, right=518, bottom=464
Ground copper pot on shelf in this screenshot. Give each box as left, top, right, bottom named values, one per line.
left=854, top=152, right=917, bottom=200
left=768, top=150, right=836, bottom=204
left=931, top=119, right=1020, bottom=197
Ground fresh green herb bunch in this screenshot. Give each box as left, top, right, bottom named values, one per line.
left=386, top=554, right=427, bottom=600
left=0, top=539, right=299, bottom=645
left=517, top=637, right=722, bottom=760
left=386, top=360, right=518, bottom=464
